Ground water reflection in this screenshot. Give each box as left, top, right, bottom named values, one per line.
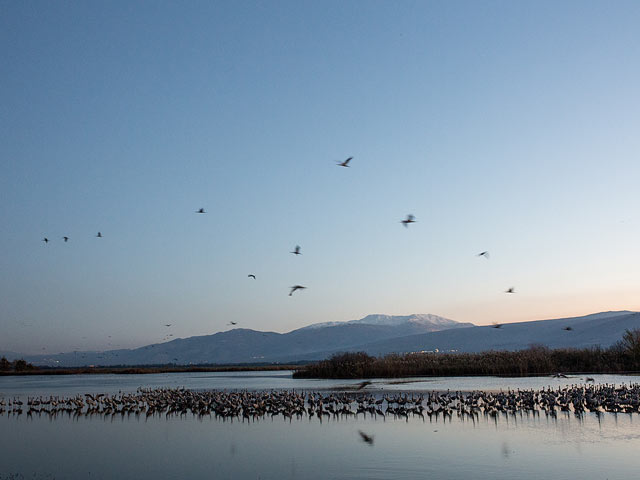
left=1, top=409, right=639, bottom=479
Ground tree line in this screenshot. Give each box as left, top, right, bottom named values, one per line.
left=293, top=329, right=640, bottom=379
left=0, top=357, right=35, bottom=373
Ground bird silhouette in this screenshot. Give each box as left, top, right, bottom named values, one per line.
left=248, top=274, right=256, bottom=279
left=63, top=236, right=69, bottom=242
left=358, top=430, right=374, bottom=445
left=291, top=245, right=302, bottom=255
left=401, top=214, right=416, bottom=227
left=492, top=323, right=502, bottom=329
left=164, top=324, right=172, bottom=327
left=228, top=321, right=237, bottom=326
left=289, top=285, right=306, bottom=296
left=563, top=326, right=573, bottom=331
left=505, top=287, right=515, bottom=294
left=477, top=251, right=489, bottom=259
left=196, top=208, right=206, bottom=214
left=337, top=156, right=353, bottom=167
left=42, top=237, right=49, bottom=243
left=96, top=232, right=103, bottom=238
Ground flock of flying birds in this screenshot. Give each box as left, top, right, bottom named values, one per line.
left=40, top=157, right=517, bottom=330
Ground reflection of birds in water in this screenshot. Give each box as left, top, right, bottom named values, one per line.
left=358, top=431, right=374, bottom=445
left=63, top=236, right=69, bottom=242
left=42, top=238, right=49, bottom=243
left=501, top=442, right=511, bottom=458
left=477, top=251, right=489, bottom=259
left=196, top=208, right=206, bottom=214
left=248, top=274, right=256, bottom=279
left=290, top=245, right=302, bottom=255
left=357, top=381, right=372, bottom=390
left=289, top=285, right=306, bottom=296
left=96, top=232, right=103, bottom=238
left=505, top=287, right=515, bottom=294
left=401, top=214, right=416, bottom=227
left=337, top=157, right=353, bottom=167
left=563, top=326, right=573, bottom=331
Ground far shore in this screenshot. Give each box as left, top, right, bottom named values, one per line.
left=0, top=364, right=301, bottom=376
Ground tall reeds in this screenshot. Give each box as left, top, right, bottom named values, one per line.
left=294, top=330, right=640, bottom=379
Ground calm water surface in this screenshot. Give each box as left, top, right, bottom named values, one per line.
left=1, top=371, right=640, bottom=479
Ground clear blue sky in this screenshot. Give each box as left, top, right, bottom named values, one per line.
left=1, top=0, right=639, bottom=354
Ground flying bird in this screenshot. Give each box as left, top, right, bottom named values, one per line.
left=196, top=208, right=206, bottom=214
left=401, top=214, right=416, bottom=227
left=248, top=274, right=256, bottom=279
left=477, top=251, right=489, bottom=259
left=42, top=237, right=49, bottom=243
left=289, top=285, right=306, bottom=296
left=337, top=156, right=353, bottom=167
left=358, top=430, right=374, bottom=445
left=290, top=245, right=302, bottom=255
left=505, top=287, right=515, bottom=294
left=63, top=236, right=69, bottom=242
left=96, top=232, right=103, bottom=238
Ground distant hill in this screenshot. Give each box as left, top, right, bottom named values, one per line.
left=314, top=311, right=640, bottom=359
left=13, top=311, right=640, bottom=367
left=301, top=314, right=467, bottom=330
left=19, top=313, right=472, bottom=367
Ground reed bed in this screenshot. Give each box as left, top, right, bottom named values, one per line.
left=293, top=345, right=640, bottom=379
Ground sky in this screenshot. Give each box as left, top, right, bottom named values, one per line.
left=1, top=0, right=639, bottom=354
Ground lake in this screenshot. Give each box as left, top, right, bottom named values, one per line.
left=1, top=371, right=640, bottom=479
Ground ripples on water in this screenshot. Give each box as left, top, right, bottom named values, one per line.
left=1, top=372, right=640, bottom=480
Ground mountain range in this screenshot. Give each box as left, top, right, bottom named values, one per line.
left=9, top=311, right=640, bottom=367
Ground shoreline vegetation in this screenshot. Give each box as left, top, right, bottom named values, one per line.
left=293, top=329, right=640, bottom=379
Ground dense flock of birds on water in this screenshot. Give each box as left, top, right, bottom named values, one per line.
left=4, top=384, right=640, bottom=426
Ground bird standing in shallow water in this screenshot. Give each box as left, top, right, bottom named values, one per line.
left=337, top=157, right=353, bottom=167
left=291, top=245, right=302, bottom=255
left=289, top=285, right=306, bottom=296
left=401, top=214, right=416, bottom=227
